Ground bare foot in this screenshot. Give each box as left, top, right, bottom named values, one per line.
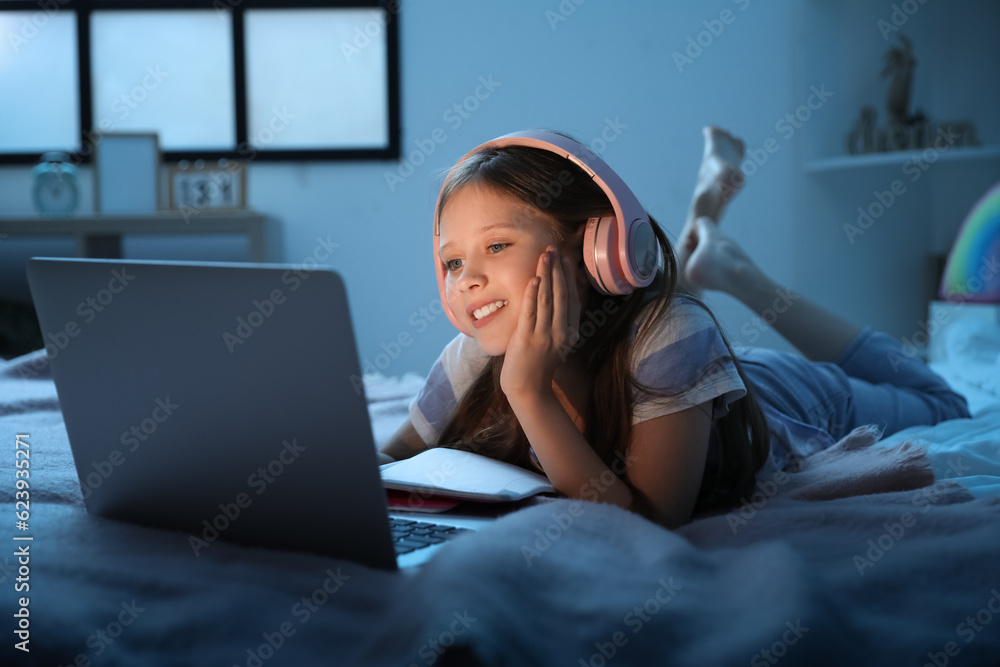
left=679, top=217, right=759, bottom=296
left=690, top=126, right=745, bottom=222
left=676, top=127, right=746, bottom=290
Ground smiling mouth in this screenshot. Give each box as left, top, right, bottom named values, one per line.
left=473, top=300, right=509, bottom=321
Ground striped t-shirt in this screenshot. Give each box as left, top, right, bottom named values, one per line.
left=408, top=296, right=747, bottom=465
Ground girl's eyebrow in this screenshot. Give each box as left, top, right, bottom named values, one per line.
left=438, top=222, right=521, bottom=256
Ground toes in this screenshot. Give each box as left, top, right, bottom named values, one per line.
left=703, top=126, right=747, bottom=164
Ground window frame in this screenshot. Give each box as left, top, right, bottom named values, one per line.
left=0, top=0, right=400, bottom=164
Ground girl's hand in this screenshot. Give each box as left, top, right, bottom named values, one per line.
left=500, top=246, right=583, bottom=401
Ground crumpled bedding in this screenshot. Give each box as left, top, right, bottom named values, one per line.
left=2, top=349, right=999, bottom=666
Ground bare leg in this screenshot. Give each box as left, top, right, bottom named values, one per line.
left=678, top=127, right=861, bottom=363
left=684, top=215, right=861, bottom=363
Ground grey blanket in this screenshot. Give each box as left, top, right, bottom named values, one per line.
left=2, top=350, right=1000, bottom=666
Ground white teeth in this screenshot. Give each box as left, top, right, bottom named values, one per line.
left=473, top=300, right=509, bottom=320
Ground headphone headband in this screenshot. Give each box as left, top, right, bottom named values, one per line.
left=433, top=130, right=658, bottom=336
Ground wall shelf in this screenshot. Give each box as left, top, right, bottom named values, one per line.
left=805, top=144, right=1000, bottom=174
left=0, top=210, right=279, bottom=261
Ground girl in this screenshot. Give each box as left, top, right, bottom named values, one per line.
left=379, top=127, right=970, bottom=529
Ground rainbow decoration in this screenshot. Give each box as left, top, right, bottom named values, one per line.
left=939, top=181, right=1000, bottom=303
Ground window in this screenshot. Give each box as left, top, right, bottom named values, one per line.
left=0, top=0, right=400, bottom=163
left=90, top=9, right=236, bottom=151
left=0, top=10, right=80, bottom=154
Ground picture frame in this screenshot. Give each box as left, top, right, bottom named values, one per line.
left=168, top=160, right=247, bottom=211
left=94, top=132, right=161, bottom=213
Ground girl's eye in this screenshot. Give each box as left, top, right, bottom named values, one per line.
left=443, top=243, right=507, bottom=273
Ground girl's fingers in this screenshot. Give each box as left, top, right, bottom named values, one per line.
left=519, top=275, right=539, bottom=335
left=551, top=248, right=567, bottom=333
left=535, top=248, right=553, bottom=335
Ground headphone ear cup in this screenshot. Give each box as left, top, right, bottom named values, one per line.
left=582, top=216, right=631, bottom=295
left=581, top=217, right=605, bottom=294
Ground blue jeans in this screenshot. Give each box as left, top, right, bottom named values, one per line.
left=737, top=327, right=971, bottom=467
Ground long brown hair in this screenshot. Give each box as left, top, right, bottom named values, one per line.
left=434, top=140, right=770, bottom=515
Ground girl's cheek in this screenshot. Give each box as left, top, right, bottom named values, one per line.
left=446, top=286, right=462, bottom=310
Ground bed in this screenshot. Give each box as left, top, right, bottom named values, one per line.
left=2, top=341, right=999, bottom=667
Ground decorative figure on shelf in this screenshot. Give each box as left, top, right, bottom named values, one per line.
left=882, top=34, right=918, bottom=126
left=847, top=106, right=877, bottom=155
left=846, top=34, right=978, bottom=155
left=881, top=34, right=926, bottom=151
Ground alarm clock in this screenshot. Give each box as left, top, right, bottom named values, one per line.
left=32, top=152, right=79, bottom=215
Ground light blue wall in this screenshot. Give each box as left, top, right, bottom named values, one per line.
left=1, top=1, right=814, bottom=375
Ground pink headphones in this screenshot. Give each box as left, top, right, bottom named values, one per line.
left=433, top=130, right=659, bottom=335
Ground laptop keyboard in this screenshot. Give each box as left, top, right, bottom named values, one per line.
left=389, top=517, right=473, bottom=555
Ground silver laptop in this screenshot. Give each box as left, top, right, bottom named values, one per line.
left=26, top=257, right=480, bottom=570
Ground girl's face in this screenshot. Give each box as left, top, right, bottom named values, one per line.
left=438, top=184, right=584, bottom=356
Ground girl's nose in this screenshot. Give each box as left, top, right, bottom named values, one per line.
left=456, top=260, right=485, bottom=291
left=456, top=269, right=484, bottom=291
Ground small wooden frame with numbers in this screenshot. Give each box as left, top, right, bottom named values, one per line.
left=168, top=161, right=247, bottom=211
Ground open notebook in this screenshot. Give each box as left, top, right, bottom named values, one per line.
left=380, top=448, right=554, bottom=502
